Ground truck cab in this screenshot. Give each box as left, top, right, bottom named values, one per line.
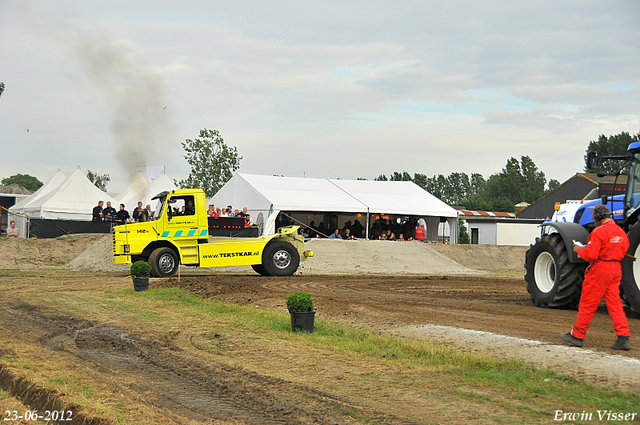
left=113, top=189, right=312, bottom=277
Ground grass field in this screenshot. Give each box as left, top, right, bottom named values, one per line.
left=0, top=271, right=639, bottom=424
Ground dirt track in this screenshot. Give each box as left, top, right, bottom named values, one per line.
left=2, top=236, right=640, bottom=423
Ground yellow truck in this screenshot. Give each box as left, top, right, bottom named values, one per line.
left=112, top=189, right=313, bottom=277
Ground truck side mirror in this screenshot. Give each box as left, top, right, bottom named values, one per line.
left=587, top=151, right=598, bottom=170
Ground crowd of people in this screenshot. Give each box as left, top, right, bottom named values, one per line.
left=207, top=204, right=252, bottom=227
left=280, top=215, right=428, bottom=241
left=92, top=200, right=152, bottom=224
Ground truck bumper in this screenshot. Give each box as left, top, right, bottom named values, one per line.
left=113, top=255, right=132, bottom=265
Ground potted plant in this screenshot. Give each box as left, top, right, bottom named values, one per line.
left=130, top=260, right=152, bottom=292
left=286, top=291, right=315, bottom=333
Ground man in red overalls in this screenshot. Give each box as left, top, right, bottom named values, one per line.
left=559, top=204, right=632, bottom=350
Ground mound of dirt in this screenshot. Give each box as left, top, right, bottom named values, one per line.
left=0, top=234, right=105, bottom=269
left=8, top=234, right=528, bottom=274
left=429, top=243, right=528, bottom=271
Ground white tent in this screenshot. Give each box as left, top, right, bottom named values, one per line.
left=10, top=170, right=67, bottom=212
left=209, top=173, right=458, bottom=241
left=116, top=171, right=149, bottom=208
left=120, top=172, right=177, bottom=213
left=12, top=167, right=116, bottom=221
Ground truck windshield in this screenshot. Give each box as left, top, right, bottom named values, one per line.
left=154, top=197, right=166, bottom=220
left=625, top=152, right=640, bottom=215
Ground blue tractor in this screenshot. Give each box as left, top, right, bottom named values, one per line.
left=524, top=141, right=640, bottom=313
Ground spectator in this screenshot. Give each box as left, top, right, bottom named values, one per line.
left=92, top=201, right=104, bottom=222
left=132, top=201, right=143, bottom=221
left=185, top=200, right=195, bottom=215
left=215, top=207, right=222, bottom=217
left=7, top=221, right=19, bottom=237
left=146, top=204, right=153, bottom=220
left=415, top=224, right=425, bottom=242
left=139, top=205, right=150, bottom=222
left=116, top=204, right=131, bottom=225
left=328, top=229, right=343, bottom=239
left=308, top=221, right=317, bottom=238
left=103, top=201, right=116, bottom=221
left=388, top=232, right=397, bottom=241
left=234, top=208, right=240, bottom=217
left=344, top=228, right=354, bottom=240
left=238, top=207, right=248, bottom=218
left=317, top=222, right=327, bottom=237
left=353, top=220, right=364, bottom=238
left=207, top=205, right=216, bottom=217
left=220, top=208, right=228, bottom=217
left=227, top=205, right=235, bottom=217
left=244, top=213, right=251, bottom=226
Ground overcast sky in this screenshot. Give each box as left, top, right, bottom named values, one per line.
left=1, top=1, right=639, bottom=194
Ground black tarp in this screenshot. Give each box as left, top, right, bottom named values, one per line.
left=207, top=216, right=260, bottom=237
left=29, top=218, right=112, bottom=238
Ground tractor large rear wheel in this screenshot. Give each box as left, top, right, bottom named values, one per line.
left=621, top=224, right=640, bottom=313
left=524, top=233, right=586, bottom=309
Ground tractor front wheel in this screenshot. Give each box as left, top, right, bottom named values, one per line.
left=621, top=224, right=640, bottom=313
left=524, top=233, right=585, bottom=309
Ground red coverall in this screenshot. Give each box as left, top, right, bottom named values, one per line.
left=573, top=219, right=631, bottom=339
left=415, top=226, right=425, bottom=242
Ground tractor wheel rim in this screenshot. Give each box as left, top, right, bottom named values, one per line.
left=534, top=251, right=555, bottom=293
left=634, top=243, right=640, bottom=292
left=273, top=250, right=291, bottom=269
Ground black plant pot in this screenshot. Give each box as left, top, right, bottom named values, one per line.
left=289, top=310, right=315, bottom=333
left=133, top=277, right=149, bottom=292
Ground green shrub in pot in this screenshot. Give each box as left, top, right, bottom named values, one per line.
left=130, top=261, right=152, bottom=278
left=286, top=291, right=314, bottom=312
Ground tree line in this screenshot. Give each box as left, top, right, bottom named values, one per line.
left=374, top=130, right=640, bottom=212
left=375, top=156, right=558, bottom=212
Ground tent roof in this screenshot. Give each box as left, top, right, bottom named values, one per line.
left=117, top=171, right=149, bottom=206
left=11, top=170, right=67, bottom=211
left=220, top=174, right=457, bottom=217
left=17, top=168, right=116, bottom=217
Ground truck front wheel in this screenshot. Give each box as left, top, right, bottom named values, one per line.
left=524, top=233, right=585, bottom=309
left=149, top=247, right=179, bottom=277
left=262, top=242, right=300, bottom=276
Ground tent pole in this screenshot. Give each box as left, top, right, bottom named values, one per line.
left=366, top=207, right=369, bottom=240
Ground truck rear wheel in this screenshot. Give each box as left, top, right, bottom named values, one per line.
left=149, top=247, right=179, bottom=277
left=262, top=241, right=300, bottom=276
left=251, top=264, right=268, bottom=276
left=524, top=233, right=585, bottom=309
left=621, top=224, right=640, bottom=313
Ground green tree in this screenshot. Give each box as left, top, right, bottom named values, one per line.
left=374, top=174, right=388, bottom=181
left=389, top=171, right=412, bottom=181
left=479, top=156, right=546, bottom=212
left=584, top=131, right=640, bottom=174
left=0, top=82, right=4, bottom=97
left=458, top=219, right=471, bottom=244
left=1, top=174, right=43, bottom=191
left=176, top=128, right=242, bottom=198
left=86, top=170, right=110, bottom=192
left=548, top=179, right=560, bottom=191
